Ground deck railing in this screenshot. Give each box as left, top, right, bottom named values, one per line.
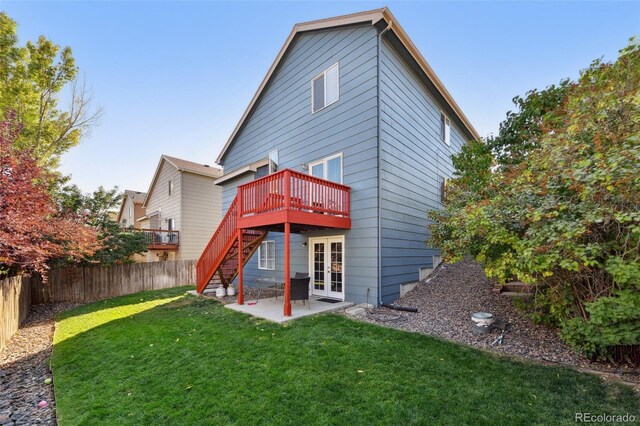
left=238, top=169, right=350, bottom=218
left=137, top=229, right=180, bottom=248
left=196, top=197, right=238, bottom=291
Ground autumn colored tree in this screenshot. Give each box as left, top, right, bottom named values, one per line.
left=429, top=40, right=640, bottom=360
left=0, top=115, right=100, bottom=278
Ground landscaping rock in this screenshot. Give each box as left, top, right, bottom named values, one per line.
left=0, top=303, right=77, bottom=426
left=352, top=258, right=640, bottom=386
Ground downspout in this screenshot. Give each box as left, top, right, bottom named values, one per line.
left=377, top=20, right=392, bottom=307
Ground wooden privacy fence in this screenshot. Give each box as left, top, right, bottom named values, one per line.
left=1, top=275, right=32, bottom=349
left=1, top=260, right=195, bottom=348
left=31, top=260, right=196, bottom=304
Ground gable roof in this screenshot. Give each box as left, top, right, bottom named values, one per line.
left=216, top=7, right=480, bottom=164
left=116, top=189, right=147, bottom=222
left=124, top=190, right=147, bottom=204
left=142, top=155, right=224, bottom=207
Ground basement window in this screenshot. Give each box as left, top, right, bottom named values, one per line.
left=258, top=240, right=275, bottom=270
left=312, top=63, right=339, bottom=113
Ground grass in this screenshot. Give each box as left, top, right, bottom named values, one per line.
left=52, top=287, right=639, bottom=425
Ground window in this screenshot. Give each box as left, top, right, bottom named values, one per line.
left=168, top=180, right=173, bottom=196
left=268, top=149, right=278, bottom=174
left=312, top=63, right=339, bottom=113
left=440, top=112, right=451, bottom=146
left=128, top=205, right=133, bottom=218
left=309, top=153, right=342, bottom=184
left=439, top=176, right=448, bottom=205
left=167, top=218, right=175, bottom=231
left=258, top=241, right=275, bottom=270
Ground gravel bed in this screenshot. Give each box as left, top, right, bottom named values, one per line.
left=352, top=258, right=640, bottom=385
left=205, top=287, right=282, bottom=304
left=0, top=303, right=77, bottom=426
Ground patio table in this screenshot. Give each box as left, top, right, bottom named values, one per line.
left=255, top=278, right=285, bottom=302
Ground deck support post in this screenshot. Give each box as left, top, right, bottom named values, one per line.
left=237, top=229, right=244, bottom=305
left=284, top=222, right=291, bottom=317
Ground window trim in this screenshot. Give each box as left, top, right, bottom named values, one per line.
left=308, top=152, right=343, bottom=184
left=258, top=240, right=275, bottom=270
left=311, top=62, right=340, bottom=114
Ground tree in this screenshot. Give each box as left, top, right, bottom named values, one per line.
left=429, top=40, right=640, bottom=360
left=55, top=185, right=148, bottom=265
left=0, top=12, right=101, bottom=169
left=0, top=115, right=100, bottom=278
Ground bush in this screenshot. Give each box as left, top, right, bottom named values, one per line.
left=429, top=40, right=640, bottom=360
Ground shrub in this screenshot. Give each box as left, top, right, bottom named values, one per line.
left=429, top=40, right=640, bottom=360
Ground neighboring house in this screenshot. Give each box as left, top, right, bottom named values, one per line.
left=138, top=155, right=224, bottom=262
left=196, top=8, right=479, bottom=316
left=116, top=190, right=147, bottom=229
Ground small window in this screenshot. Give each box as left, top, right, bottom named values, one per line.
left=258, top=240, right=275, bottom=270
left=268, top=149, right=278, bottom=174
left=167, top=218, right=175, bottom=231
left=128, top=205, right=133, bottom=218
left=168, top=180, right=173, bottom=196
left=440, top=113, right=451, bottom=146
left=312, top=63, right=339, bottom=113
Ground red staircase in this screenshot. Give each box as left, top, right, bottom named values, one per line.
left=196, top=196, right=266, bottom=293
left=196, top=169, right=351, bottom=295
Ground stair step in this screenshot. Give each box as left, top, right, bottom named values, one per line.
left=503, top=281, right=533, bottom=293
left=501, top=291, right=532, bottom=298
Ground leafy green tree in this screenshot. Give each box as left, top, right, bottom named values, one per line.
left=0, top=12, right=101, bottom=169
left=56, top=185, right=148, bottom=265
left=430, top=40, right=640, bottom=360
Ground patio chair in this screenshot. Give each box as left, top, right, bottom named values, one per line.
left=290, top=277, right=311, bottom=309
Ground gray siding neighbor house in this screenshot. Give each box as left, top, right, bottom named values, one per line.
left=199, top=8, right=478, bottom=309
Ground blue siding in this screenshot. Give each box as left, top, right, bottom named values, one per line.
left=219, top=25, right=380, bottom=304
left=378, top=39, right=467, bottom=302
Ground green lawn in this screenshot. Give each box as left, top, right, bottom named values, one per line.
left=52, top=287, right=638, bottom=425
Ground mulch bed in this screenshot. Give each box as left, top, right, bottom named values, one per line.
left=0, top=303, right=77, bottom=426
left=352, top=258, right=640, bottom=387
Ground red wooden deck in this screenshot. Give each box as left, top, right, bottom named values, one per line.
left=196, top=169, right=351, bottom=316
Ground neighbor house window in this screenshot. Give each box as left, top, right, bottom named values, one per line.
left=258, top=241, right=275, bottom=270
left=168, top=180, right=173, bottom=196
left=309, top=153, right=343, bottom=184
left=128, top=205, right=133, bottom=218
left=312, top=63, right=339, bottom=113
left=440, top=112, right=451, bottom=146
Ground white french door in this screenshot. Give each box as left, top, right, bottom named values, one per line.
left=309, top=236, right=345, bottom=300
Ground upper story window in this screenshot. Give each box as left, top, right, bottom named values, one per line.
left=258, top=240, right=275, bottom=270
left=168, top=180, right=174, bottom=196
left=309, top=153, right=342, bottom=184
left=440, top=112, right=451, bottom=146
left=128, top=205, right=133, bottom=218
left=312, top=63, right=339, bottom=113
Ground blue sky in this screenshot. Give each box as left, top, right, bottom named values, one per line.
left=2, top=1, right=639, bottom=193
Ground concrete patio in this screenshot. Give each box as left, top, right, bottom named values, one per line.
left=225, top=295, right=353, bottom=323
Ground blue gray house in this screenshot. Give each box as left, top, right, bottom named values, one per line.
left=196, top=8, right=479, bottom=316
